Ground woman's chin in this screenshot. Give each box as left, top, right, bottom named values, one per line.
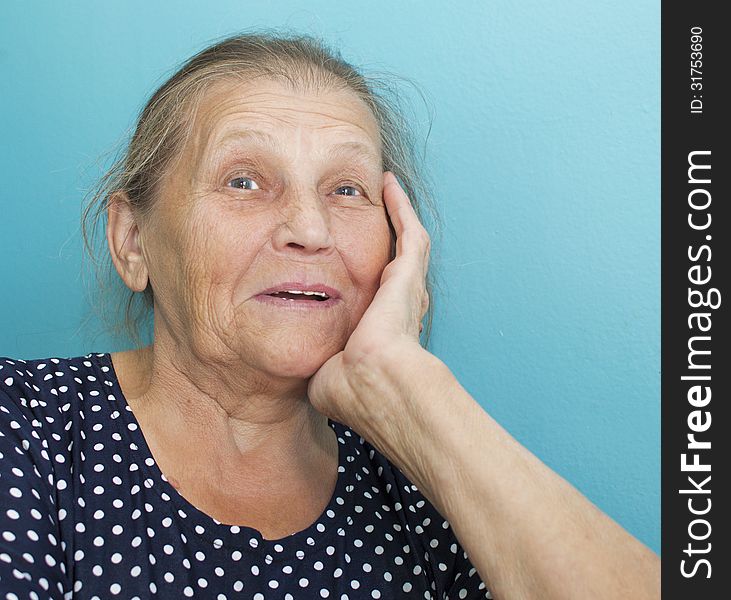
left=265, top=357, right=325, bottom=380
left=252, top=340, right=341, bottom=381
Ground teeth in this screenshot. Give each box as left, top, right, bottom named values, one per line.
left=282, top=290, right=329, bottom=298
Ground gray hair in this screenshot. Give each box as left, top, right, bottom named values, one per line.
left=81, top=29, right=442, bottom=350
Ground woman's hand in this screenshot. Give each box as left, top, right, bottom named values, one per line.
left=309, top=175, right=661, bottom=600
left=307, top=171, right=431, bottom=432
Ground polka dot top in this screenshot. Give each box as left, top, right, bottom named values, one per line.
left=0, top=353, right=491, bottom=599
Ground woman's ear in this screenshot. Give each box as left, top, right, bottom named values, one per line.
left=106, top=191, right=149, bottom=292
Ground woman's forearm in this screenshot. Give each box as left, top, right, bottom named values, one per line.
left=359, top=346, right=660, bottom=600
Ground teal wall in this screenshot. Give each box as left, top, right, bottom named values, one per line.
left=0, top=2, right=660, bottom=553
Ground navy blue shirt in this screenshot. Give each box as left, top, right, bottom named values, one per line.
left=0, top=353, right=491, bottom=599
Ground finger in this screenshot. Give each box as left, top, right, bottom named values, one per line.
left=382, top=171, right=425, bottom=240
left=382, top=172, right=431, bottom=271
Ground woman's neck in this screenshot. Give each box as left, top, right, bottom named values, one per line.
left=109, top=343, right=339, bottom=528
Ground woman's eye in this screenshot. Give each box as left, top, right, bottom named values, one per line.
left=334, top=185, right=361, bottom=197
left=228, top=176, right=260, bottom=190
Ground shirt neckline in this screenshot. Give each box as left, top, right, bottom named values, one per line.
left=95, top=351, right=357, bottom=558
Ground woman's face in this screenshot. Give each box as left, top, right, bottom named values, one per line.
left=140, top=77, right=393, bottom=379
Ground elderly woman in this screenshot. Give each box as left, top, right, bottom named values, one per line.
left=0, top=33, right=658, bottom=599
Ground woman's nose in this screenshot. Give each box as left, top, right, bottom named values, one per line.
left=272, top=191, right=335, bottom=254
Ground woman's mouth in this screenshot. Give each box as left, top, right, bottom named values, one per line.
left=266, top=290, right=330, bottom=301
left=253, top=292, right=341, bottom=308
left=254, top=282, right=342, bottom=308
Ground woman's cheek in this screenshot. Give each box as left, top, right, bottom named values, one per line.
left=336, top=227, right=383, bottom=280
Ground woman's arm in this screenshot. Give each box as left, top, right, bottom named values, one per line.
left=0, top=387, right=70, bottom=599
left=308, top=171, right=660, bottom=599
left=352, top=344, right=660, bottom=600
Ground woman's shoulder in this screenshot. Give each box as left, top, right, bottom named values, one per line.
left=0, top=352, right=114, bottom=432
left=332, top=419, right=490, bottom=597
left=335, top=420, right=439, bottom=508
left=334, top=418, right=463, bottom=539
left=1, top=351, right=111, bottom=391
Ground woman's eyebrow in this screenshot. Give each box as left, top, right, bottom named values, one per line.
left=325, top=141, right=381, bottom=168
left=213, top=130, right=380, bottom=166
left=214, top=129, right=281, bottom=153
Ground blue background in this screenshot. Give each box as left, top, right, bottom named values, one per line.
left=0, top=2, right=660, bottom=553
